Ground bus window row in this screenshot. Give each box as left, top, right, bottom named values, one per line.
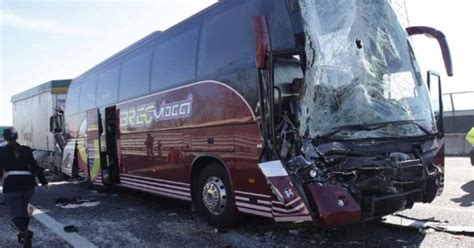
left=65, top=0, right=294, bottom=115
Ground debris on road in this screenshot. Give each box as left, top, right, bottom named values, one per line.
left=418, top=228, right=435, bottom=234
left=264, top=231, right=273, bottom=238
left=55, top=197, right=100, bottom=209
left=383, top=214, right=474, bottom=235
left=64, top=225, right=79, bottom=233
left=288, top=229, right=300, bottom=235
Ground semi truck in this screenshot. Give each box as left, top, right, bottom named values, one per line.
left=11, top=79, right=71, bottom=171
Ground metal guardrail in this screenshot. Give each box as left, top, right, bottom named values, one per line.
left=444, top=134, right=472, bottom=156
left=441, top=91, right=473, bottom=155
left=443, top=91, right=474, bottom=112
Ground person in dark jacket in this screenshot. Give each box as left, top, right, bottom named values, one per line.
left=0, top=128, right=49, bottom=247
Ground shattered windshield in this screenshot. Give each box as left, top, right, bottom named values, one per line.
left=297, top=0, right=434, bottom=139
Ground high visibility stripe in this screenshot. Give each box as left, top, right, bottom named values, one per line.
left=4, top=171, right=33, bottom=177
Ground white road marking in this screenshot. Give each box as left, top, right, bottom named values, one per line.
left=414, top=204, right=474, bottom=213
left=48, top=181, right=72, bottom=186
left=31, top=205, right=97, bottom=248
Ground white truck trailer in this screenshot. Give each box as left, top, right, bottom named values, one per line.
left=11, top=80, right=71, bottom=171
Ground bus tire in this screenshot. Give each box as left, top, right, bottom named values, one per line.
left=196, top=163, right=240, bottom=228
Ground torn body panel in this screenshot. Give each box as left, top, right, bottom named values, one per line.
left=258, top=161, right=313, bottom=223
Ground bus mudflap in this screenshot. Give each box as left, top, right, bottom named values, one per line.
left=258, top=161, right=313, bottom=223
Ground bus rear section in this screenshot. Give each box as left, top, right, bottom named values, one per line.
left=61, top=0, right=453, bottom=228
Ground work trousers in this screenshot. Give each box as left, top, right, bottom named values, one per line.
left=4, top=188, right=34, bottom=218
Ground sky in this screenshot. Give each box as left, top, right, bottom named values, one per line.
left=1, top=0, right=473, bottom=126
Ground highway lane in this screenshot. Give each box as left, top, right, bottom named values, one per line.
left=0, top=157, right=472, bottom=247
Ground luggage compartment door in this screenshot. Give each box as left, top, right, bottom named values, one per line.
left=102, top=106, right=120, bottom=185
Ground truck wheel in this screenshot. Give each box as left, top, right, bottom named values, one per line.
left=196, top=163, right=240, bottom=228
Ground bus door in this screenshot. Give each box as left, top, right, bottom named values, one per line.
left=427, top=71, right=445, bottom=195
left=102, top=106, right=120, bottom=185
left=86, top=108, right=103, bottom=185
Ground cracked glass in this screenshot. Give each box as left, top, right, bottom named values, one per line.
left=297, top=0, right=434, bottom=139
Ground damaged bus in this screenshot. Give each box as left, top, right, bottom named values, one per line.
left=56, top=0, right=453, bottom=227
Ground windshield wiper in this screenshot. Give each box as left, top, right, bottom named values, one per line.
left=318, top=120, right=433, bottom=140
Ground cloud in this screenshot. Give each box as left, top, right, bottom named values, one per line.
left=0, top=10, right=101, bottom=35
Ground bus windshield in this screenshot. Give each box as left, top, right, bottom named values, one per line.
left=297, top=0, right=434, bottom=140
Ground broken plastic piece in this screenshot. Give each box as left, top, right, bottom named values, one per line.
left=383, top=215, right=474, bottom=235
left=64, top=225, right=78, bottom=233
left=298, top=0, right=433, bottom=140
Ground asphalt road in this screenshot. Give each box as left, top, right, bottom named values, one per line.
left=1, top=157, right=473, bottom=247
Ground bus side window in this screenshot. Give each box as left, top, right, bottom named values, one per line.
left=119, top=45, right=153, bottom=101
left=78, top=74, right=98, bottom=112
left=151, top=20, right=200, bottom=92
left=97, top=64, right=120, bottom=107
left=65, top=83, right=80, bottom=116
left=197, top=1, right=262, bottom=77
left=270, top=0, right=296, bottom=50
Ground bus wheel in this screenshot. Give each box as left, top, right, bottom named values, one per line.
left=196, top=164, right=240, bottom=228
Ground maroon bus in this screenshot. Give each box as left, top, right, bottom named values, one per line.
left=55, top=0, right=453, bottom=228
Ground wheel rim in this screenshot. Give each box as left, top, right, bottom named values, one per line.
left=202, top=176, right=227, bottom=215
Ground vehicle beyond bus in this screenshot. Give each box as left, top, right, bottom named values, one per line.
left=55, top=0, right=453, bottom=227
left=11, top=80, right=70, bottom=170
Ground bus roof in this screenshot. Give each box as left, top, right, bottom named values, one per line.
left=73, top=1, right=223, bottom=82
left=11, top=79, right=72, bottom=103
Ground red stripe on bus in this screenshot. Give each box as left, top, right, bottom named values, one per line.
left=120, top=174, right=189, bottom=187
left=120, top=179, right=190, bottom=197
left=120, top=176, right=190, bottom=192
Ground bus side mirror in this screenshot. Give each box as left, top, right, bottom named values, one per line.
left=427, top=70, right=444, bottom=134
left=253, top=16, right=272, bottom=69
left=49, top=116, right=55, bottom=133
left=406, top=26, right=453, bottom=77
left=49, top=114, right=63, bottom=133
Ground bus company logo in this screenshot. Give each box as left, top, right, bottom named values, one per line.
left=120, top=94, right=193, bottom=128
